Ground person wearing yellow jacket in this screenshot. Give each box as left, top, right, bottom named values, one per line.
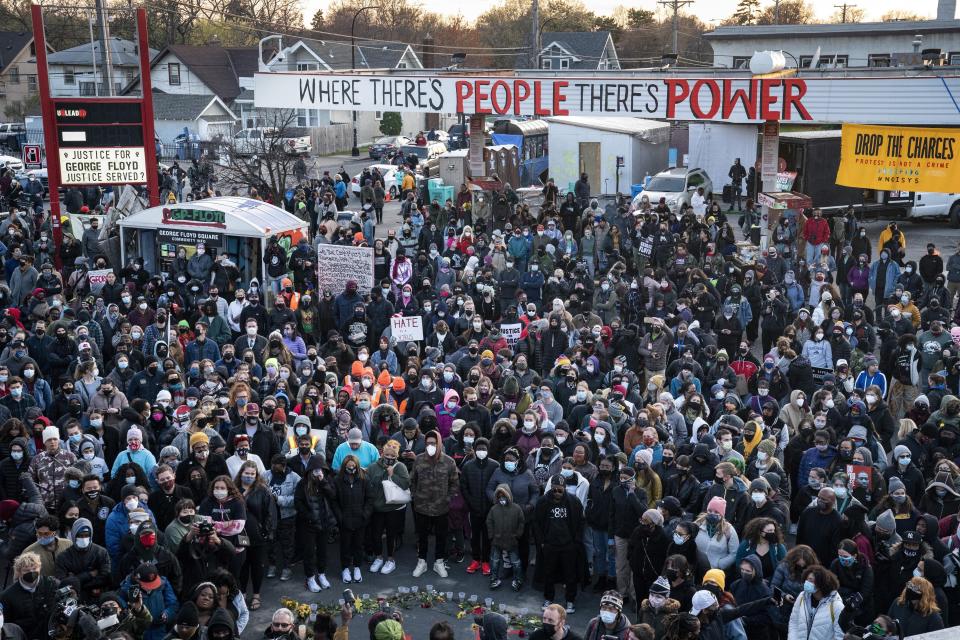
left=877, top=221, right=906, bottom=259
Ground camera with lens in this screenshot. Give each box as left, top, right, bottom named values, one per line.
left=197, top=520, right=215, bottom=537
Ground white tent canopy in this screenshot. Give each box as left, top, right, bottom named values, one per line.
left=118, top=196, right=305, bottom=238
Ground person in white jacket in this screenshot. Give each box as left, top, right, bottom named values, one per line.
left=788, top=565, right=845, bottom=640
left=559, top=459, right=590, bottom=508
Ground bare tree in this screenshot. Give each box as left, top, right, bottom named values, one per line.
left=216, top=109, right=304, bottom=202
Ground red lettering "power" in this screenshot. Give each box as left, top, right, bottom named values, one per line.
left=666, top=78, right=812, bottom=121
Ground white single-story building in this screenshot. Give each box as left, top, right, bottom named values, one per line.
left=546, top=116, right=670, bottom=196
left=151, top=93, right=238, bottom=142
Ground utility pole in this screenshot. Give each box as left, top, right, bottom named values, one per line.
left=774, top=0, right=781, bottom=23
left=530, top=0, right=540, bottom=69
left=93, top=0, right=114, bottom=95
left=833, top=2, right=857, bottom=22
left=658, top=0, right=694, bottom=56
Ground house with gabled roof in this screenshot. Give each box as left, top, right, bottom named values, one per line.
left=538, top=31, right=620, bottom=71
left=0, top=31, right=40, bottom=114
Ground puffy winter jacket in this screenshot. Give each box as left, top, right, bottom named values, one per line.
left=104, top=500, right=157, bottom=566
left=265, top=469, right=300, bottom=520
left=332, top=471, right=371, bottom=530
left=365, top=457, right=410, bottom=513
left=486, top=484, right=525, bottom=550
left=485, top=463, right=538, bottom=522
left=460, top=456, right=499, bottom=514
left=787, top=590, right=844, bottom=640
left=54, top=517, right=111, bottom=595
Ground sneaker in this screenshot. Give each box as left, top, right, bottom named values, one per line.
left=381, top=559, right=396, bottom=575
left=342, top=568, right=352, bottom=583
left=511, top=578, right=523, bottom=592
left=453, top=549, right=465, bottom=563
left=280, top=568, right=292, bottom=581
left=306, top=576, right=321, bottom=593
left=353, top=567, right=362, bottom=583
left=482, top=562, right=491, bottom=576
left=466, top=560, right=481, bottom=574
left=266, top=565, right=277, bottom=579
left=370, top=557, right=384, bottom=573
left=490, top=578, right=502, bottom=590
left=565, top=602, right=576, bottom=614
left=413, top=559, right=428, bottom=577
left=317, top=573, right=331, bottom=590
left=542, top=600, right=552, bottom=610
left=433, top=559, right=448, bottom=578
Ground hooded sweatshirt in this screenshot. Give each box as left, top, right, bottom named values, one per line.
left=486, top=484, right=525, bottom=550
left=410, top=430, right=459, bottom=516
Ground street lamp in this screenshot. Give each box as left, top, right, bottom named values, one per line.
left=351, top=5, right=378, bottom=157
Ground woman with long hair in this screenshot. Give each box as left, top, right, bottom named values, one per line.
left=735, top=517, right=786, bottom=581
left=887, top=576, right=944, bottom=636
left=210, top=568, right=249, bottom=635
left=694, top=496, right=739, bottom=574
left=771, top=544, right=819, bottom=639
left=787, top=565, right=844, bottom=640
left=333, top=453, right=369, bottom=584
left=294, top=457, right=336, bottom=593
left=197, top=475, right=247, bottom=574
left=234, top=460, right=275, bottom=612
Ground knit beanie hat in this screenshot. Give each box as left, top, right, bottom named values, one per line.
left=642, top=508, right=664, bottom=527
left=600, top=590, right=623, bottom=612
left=649, top=576, right=671, bottom=596
left=703, top=568, right=726, bottom=591
left=876, top=508, right=897, bottom=532
left=707, top=496, right=727, bottom=515
left=189, top=432, right=210, bottom=448
left=887, top=476, right=906, bottom=495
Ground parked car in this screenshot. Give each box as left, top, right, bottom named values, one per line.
left=446, top=124, right=469, bottom=150
left=632, top=166, right=713, bottom=213
left=400, top=142, right=447, bottom=164
left=351, top=164, right=404, bottom=199
left=231, top=127, right=312, bottom=156
left=369, top=136, right=410, bottom=160
left=0, top=155, right=24, bottom=174
left=0, top=123, right=26, bottom=150
left=908, top=191, right=960, bottom=226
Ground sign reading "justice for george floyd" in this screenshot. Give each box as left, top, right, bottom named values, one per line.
left=254, top=72, right=960, bottom=125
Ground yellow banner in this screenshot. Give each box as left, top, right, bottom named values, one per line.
left=836, top=124, right=960, bottom=193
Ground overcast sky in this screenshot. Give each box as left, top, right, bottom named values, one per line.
left=302, top=0, right=941, bottom=29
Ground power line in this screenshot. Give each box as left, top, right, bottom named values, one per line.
left=833, top=2, right=858, bottom=22
left=657, top=0, right=695, bottom=55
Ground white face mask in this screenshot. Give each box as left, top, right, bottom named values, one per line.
left=124, top=498, right=138, bottom=511
left=213, top=489, right=228, bottom=500
left=476, top=449, right=488, bottom=460
left=426, top=445, right=437, bottom=456
left=795, top=398, right=805, bottom=407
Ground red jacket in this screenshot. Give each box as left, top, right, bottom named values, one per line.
left=803, top=217, right=831, bottom=245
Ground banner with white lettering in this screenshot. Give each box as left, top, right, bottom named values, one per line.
left=316, top=245, right=374, bottom=295
left=254, top=73, right=960, bottom=125
left=88, top=269, right=112, bottom=294
left=391, top=316, right=424, bottom=342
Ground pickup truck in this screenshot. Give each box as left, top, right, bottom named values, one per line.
left=0, top=123, right=25, bottom=150
left=231, top=127, right=312, bottom=156
left=907, top=192, right=960, bottom=226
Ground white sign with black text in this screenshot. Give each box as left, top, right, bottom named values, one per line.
left=391, top=315, right=423, bottom=342
left=59, top=146, right=147, bottom=185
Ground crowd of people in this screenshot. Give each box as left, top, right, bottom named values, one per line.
left=0, top=161, right=957, bottom=640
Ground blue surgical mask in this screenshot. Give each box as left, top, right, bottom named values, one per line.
left=838, top=555, right=855, bottom=567
left=68, top=479, right=80, bottom=489
left=672, top=533, right=685, bottom=545
left=803, top=580, right=817, bottom=594
left=504, top=461, right=517, bottom=473
left=38, top=535, right=55, bottom=546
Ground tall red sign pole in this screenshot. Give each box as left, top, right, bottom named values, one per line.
left=31, top=4, right=62, bottom=270
left=136, top=8, right=160, bottom=208
left=32, top=5, right=160, bottom=271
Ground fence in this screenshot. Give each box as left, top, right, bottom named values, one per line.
left=310, top=124, right=353, bottom=156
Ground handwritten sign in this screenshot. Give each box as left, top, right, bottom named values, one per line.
left=391, top=315, right=423, bottom=342
left=88, top=268, right=112, bottom=294
left=316, top=244, right=374, bottom=294
left=500, top=322, right=522, bottom=346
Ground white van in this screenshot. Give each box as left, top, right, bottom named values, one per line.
left=907, top=192, right=960, bottom=226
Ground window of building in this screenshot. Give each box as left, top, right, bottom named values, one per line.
left=79, top=82, right=96, bottom=96
left=560, top=58, right=570, bottom=69
left=375, top=111, right=383, bottom=120
left=799, top=54, right=847, bottom=68
left=168, top=63, right=181, bottom=86
left=949, top=52, right=960, bottom=65
left=64, top=67, right=75, bottom=85
left=541, top=59, right=552, bottom=69
left=9, top=67, right=18, bottom=84
left=732, top=56, right=751, bottom=69
left=297, top=62, right=319, bottom=71
left=297, top=108, right=319, bottom=127
left=868, top=54, right=891, bottom=67
left=29, top=42, right=35, bottom=56
left=27, top=75, right=36, bottom=92
left=397, top=62, right=407, bottom=69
